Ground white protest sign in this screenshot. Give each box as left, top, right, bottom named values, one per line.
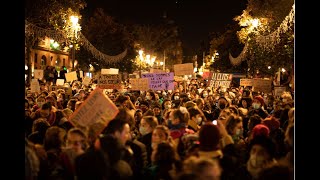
left=82, top=76, right=92, bottom=86
left=34, top=69, right=44, bottom=79
left=65, top=71, right=78, bottom=82
left=68, top=88, right=119, bottom=138
left=56, top=79, right=65, bottom=86
left=79, top=71, right=83, bottom=78
left=30, top=79, right=40, bottom=93
left=101, top=68, right=119, bottom=74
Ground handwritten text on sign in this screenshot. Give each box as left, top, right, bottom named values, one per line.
left=68, top=88, right=119, bottom=137
left=130, top=78, right=149, bottom=91
left=142, top=72, right=174, bottom=90
left=210, top=73, right=233, bottom=88
left=98, top=74, right=122, bottom=89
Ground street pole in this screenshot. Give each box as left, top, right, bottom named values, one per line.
left=72, top=42, right=75, bottom=71
left=163, top=50, right=166, bottom=71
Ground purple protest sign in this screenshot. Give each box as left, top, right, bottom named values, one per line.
left=142, top=72, right=174, bottom=90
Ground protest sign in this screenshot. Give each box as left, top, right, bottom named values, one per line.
left=68, top=88, right=119, bottom=138
left=65, top=71, right=78, bottom=82
left=142, top=72, right=174, bottom=90
left=209, top=73, right=233, bottom=88
left=174, top=63, right=194, bottom=75
left=101, top=68, right=119, bottom=74
left=82, top=76, right=92, bottom=86
left=130, top=78, right=149, bottom=91
left=34, top=69, right=44, bottom=79
left=30, top=79, right=40, bottom=93
left=253, top=79, right=272, bottom=93
left=240, top=79, right=254, bottom=87
left=56, top=79, right=65, bottom=86
left=97, top=74, right=122, bottom=89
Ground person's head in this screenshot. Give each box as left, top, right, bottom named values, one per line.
left=152, top=103, right=162, bottom=116
left=252, top=96, right=264, bottom=110
left=250, top=124, right=270, bottom=140
left=169, top=109, right=187, bottom=125
left=43, top=126, right=67, bottom=151
left=195, top=98, right=205, bottom=110
left=66, top=128, right=88, bottom=153
left=247, top=136, right=277, bottom=178
left=103, top=119, right=131, bottom=146
left=146, top=91, right=156, bottom=101
left=248, top=115, right=263, bottom=131
left=151, top=142, right=176, bottom=165
left=67, top=99, right=78, bottom=111
left=198, top=123, right=221, bottom=152
left=35, top=95, right=46, bottom=108
left=183, top=156, right=222, bottom=180
left=256, top=163, right=293, bottom=180
left=217, top=96, right=229, bottom=110
left=188, top=107, right=202, bottom=125
left=139, top=100, right=149, bottom=113
left=262, top=116, right=280, bottom=132
left=217, top=108, right=233, bottom=126
left=39, top=102, right=52, bottom=118
left=172, top=92, right=180, bottom=101
left=240, top=97, right=252, bottom=108
left=32, top=118, right=50, bottom=134
left=62, top=108, right=73, bottom=119
left=284, top=124, right=294, bottom=150
left=288, top=107, right=294, bottom=126
left=152, top=125, right=171, bottom=149
left=139, top=116, right=158, bottom=136
left=45, top=95, right=57, bottom=107
left=225, top=114, right=243, bottom=138
left=162, top=99, right=172, bottom=110
left=200, top=90, right=209, bottom=99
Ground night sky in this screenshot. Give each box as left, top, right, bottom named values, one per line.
left=84, top=0, right=247, bottom=55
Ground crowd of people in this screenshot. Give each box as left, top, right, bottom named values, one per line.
left=25, top=76, right=294, bottom=180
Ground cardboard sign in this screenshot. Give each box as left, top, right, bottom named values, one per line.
left=174, top=63, right=194, bottom=75
left=30, top=79, right=40, bottom=93
left=101, top=68, right=119, bottom=74
left=34, top=69, right=44, bottom=79
left=79, top=71, right=83, bottom=78
left=97, top=74, right=122, bottom=89
left=174, top=76, right=184, bottom=82
left=65, top=71, right=78, bottom=82
left=253, top=79, right=272, bottom=93
left=240, top=79, right=254, bottom=86
left=274, top=86, right=287, bottom=97
left=150, top=68, right=165, bottom=73
left=56, top=79, right=65, bottom=86
left=142, top=72, right=174, bottom=90
left=130, top=78, right=149, bottom=91
left=68, top=88, right=119, bottom=138
left=82, top=76, right=92, bottom=86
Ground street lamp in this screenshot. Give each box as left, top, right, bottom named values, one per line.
left=70, top=15, right=80, bottom=71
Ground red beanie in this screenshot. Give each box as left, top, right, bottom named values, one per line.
left=262, top=116, right=280, bottom=131
left=254, top=95, right=265, bottom=106
left=252, top=124, right=270, bottom=138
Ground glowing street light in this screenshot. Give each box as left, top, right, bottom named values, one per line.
left=69, top=15, right=81, bottom=71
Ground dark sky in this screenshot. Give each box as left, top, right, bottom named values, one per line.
left=84, top=0, right=247, bottom=55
